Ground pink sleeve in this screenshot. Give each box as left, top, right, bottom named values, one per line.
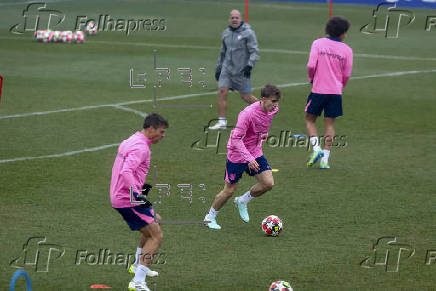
left=307, top=40, right=318, bottom=83
left=120, top=147, right=147, bottom=193
left=342, top=47, right=353, bottom=87
left=230, top=112, right=255, bottom=162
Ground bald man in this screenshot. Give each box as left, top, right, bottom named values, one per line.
left=209, top=10, right=260, bottom=130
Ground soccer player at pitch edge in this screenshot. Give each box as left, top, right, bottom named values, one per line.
left=209, top=9, right=260, bottom=130
left=110, top=113, right=168, bottom=291
left=305, top=16, right=353, bottom=169
left=204, top=84, right=282, bottom=229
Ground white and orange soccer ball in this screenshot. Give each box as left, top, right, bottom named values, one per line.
left=269, top=280, right=293, bottom=291
left=73, top=31, right=85, bottom=43
left=85, top=22, right=98, bottom=35
left=261, top=215, right=283, bottom=237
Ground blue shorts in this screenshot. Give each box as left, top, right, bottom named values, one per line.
left=224, top=155, right=272, bottom=184
left=305, top=92, right=343, bottom=118
left=115, top=206, right=155, bottom=231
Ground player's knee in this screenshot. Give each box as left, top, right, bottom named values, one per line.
left=218, top=88, right=227, bottom=97
left=263, top=180, right=274, bottom=191
left=153, top=226, right=163, bottom=243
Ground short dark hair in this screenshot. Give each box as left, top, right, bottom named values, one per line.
left=143, top=113, right=169, bottom=129
left=325, top=16, right=350, bottom=38
left=261, top=84, right=282, bottom=99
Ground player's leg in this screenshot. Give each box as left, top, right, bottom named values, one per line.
left=129, top=222, right=162, bottom=291
left=129, top=213, right=162, bottom=276
left=251, top=169, right=274, bottom=197
left=321, top=94, right=342, bottom=169
left=210, top=70, right=232, bottom=130
left=234, top=156, right=273, bottom=223
left=305, top=93, right=325, bottom=167
left=209, top=87, right=228, bottom=130
left=204, top=182, right=239, bottom=229
left=239, top=74, right=258, bottom=104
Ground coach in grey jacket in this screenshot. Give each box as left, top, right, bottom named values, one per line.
left=209, top=9, right=260, bottom=130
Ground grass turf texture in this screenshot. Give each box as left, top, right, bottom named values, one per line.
left=1, top=0, right=436, bottom=290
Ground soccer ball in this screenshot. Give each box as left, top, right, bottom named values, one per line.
left=61, top=31, right=73, bottom=43
left=34, top=30, right=45, bottom=42
left=47, top=30, right=55, bottom=42
left=41, top=30, right=51, bottom=43
left=53, top=31, right=62, bottom=42
left=73, top=31, right=85, bottom=43
left=261, top=215, right=283, bottom=237
left=85, top=22, right=98, bottom=35
left=269, top=280, right=293, bottom=291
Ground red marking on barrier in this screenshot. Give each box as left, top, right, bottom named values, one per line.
left=245, top=0, right=249, bottom=23
left=329, top=0, right=333, bottom=18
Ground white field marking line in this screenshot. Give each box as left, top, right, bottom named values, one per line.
left=0, top=0, right=72, bottom=6
left=0, top=143, right=119, bottom=164
left=113, top=105, right=147, bottom=117
left=1, top=69, right=436, bottom=164
left=1, top=35, right=436, bottom=62
left=1, top=69, right=435, bottom=121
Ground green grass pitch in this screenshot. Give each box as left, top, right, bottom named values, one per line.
left=1, top=0, right=436, bottom=290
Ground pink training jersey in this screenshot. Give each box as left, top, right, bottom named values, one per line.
left=307, top=37, right=353, bottom=95
left=110, top=132, right=152, bottom=208
left=227, top=101, right=279, bottom=163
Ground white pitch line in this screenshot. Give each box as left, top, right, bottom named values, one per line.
left=1, top=69, right=435, bottom=121
left=113, top=105, right=147, bottom=117
left=1, top=35, right=436, bottom=61
left=0, top=143, right=119, bottom=164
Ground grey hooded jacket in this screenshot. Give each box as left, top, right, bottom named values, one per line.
left=216, top=22, right=260, bottom=76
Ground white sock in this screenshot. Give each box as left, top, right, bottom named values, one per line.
left=321, top=149, right=330, bottom=163
left=238, top=191, right=254, bottom=204
left=218, top=117, right=227, bottom=125
left=208, top=207, right=219, bottom=219
left=134, top=247, right=142, bottom=265
left=310, top=136, right=321, bottom=152
left=133, top=264, right=149, bottom=282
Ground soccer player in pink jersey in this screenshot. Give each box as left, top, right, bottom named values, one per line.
left=204, top=84, right=282, bottom=230
left=305, top=16, right=353, bottom=169
left=110, top=113, right=168, bottom=291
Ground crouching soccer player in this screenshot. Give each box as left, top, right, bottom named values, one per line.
left=204, top=84, right=281, bottom=229
left=305, top=16, right=353, bottom=169
left=110, top=113, right=168, bottom=291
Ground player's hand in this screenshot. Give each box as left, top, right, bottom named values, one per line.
left=241, top=65, right=252, bottom=78
left=248, top=159, right=260, bottom=173
left=133, top=191, right=153, bottom=208
left=215, top=66, right=222, bottom=81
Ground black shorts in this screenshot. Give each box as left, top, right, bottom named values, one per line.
left=305, top=92, right=343, bottom=118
